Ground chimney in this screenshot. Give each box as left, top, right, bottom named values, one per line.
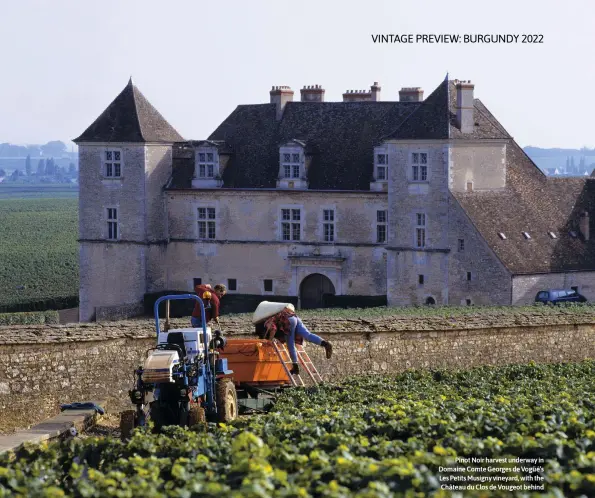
left=270, top=85, right=294, bottom=120
left=399, top=87, right=424, bottom=102
left=579, top=211, right=590, bottom=241
left=371, top=82, right=381, bottom=101
left=300, top=85, right=325, bottom=102
left=455, top=80, right=475, bottom=133
left=343, top=89, right=372, bottom=102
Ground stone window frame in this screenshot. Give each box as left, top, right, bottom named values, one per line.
left=321, top=206, right=337, bottom=243
left=374, top=146, right=389, bottom=182
left=279, top=146, right=303, bottom=180
left=279, top=204, right=303, bottom=242
left=410, top=150, right=429, bottom=183
left=376, top=209, right=388, bottom=244
left=414, top=212, right=427, bottom=248
left=196, top=204, right=218, bottom=240
left=466, top=271, right=473, bottom=281
left=418, top=274, right=425, bottom=286
left=458, top=238, right=465, bottom=252
left=195, top=147, right=219, bottom=179
left=103, top=148, right=123, bottom=179
left=106, top=206, right=119, bottom=241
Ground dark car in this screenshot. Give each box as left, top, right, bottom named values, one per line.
left=535, top=289, right=587, bottom=305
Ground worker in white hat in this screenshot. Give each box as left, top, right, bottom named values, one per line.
left=253, top=301, right=332, bottom=375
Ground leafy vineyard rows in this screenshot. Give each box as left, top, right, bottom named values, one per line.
left=0, top=199, right=78, bottom=307
left=1, top=361, right=595, bottom=497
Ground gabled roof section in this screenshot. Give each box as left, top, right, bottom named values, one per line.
left=448, top=82, right=510, bottom=140
left=385, top=79, right=449, bottom=140
left=281, top=139, right=308, bottom=148
left=74, top=79, right=184, bottom=143
left=385, top=79, right=512, bottom=141
left=190, top=140, right=233, bottom=153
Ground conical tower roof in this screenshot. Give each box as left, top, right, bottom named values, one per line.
left=74, top=78, right=184, bottom=143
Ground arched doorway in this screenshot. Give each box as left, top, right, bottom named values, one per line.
left=300, top=273, right=336, bottom=309
left=425, top=296, right=436, bottom=305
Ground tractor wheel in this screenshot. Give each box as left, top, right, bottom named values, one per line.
left=216, top=379, right=238, bottom=422
left=188, top=404, right=206, bottom=427
left=120, top=410, right=136, bottom=441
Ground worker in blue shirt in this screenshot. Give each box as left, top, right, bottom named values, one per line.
left=263, top=304, right=332, bottom=375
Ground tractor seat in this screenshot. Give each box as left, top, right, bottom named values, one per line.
left=166, top=332, right=187, bottom=358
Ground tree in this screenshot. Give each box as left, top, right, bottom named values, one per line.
left=25, top=155, right=32, bottom=175
left=37, top=159, right=46, bottom=176
left=45, top=158, right=55, bottom=175
left=68, top=162, right=76, bottom=174
left=0, top=169, right=6, bottom=177
left=40, top=141, right=67, bottom=157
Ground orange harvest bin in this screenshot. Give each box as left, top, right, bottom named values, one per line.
left=219, top=339, right=290, bottom=386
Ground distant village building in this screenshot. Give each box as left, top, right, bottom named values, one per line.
left=75, top=77, right=595, bottom=322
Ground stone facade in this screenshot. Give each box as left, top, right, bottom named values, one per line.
left=386, top=141, right=513, bottom=307
left=447, top=197, right=511, bottom=305
left=75, top=79, right=595, bottom=321
left=78, top=144, right=173, bottom=322
left=163, top=190, right=388, bottom=298
left=1, top=310, right=594, bottom=433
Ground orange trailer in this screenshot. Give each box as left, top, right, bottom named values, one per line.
left=218, top=337, right=323, bottom=413
left=219, top=339, right=291, bottom=386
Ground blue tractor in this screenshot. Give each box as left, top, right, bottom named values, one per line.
left=120, top=294, right=238, bottom=439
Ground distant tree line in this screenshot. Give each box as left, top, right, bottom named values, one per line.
left=0, top=140, right=71, bottom=158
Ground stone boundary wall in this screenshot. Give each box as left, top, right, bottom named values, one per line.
left=95, top=303, right=145, bottom=322
left=0, top=311, right=594, bottom=433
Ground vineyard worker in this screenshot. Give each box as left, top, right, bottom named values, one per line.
left=254, top=302, right=332, bottom=376
left=191, top=283, right=227, bottom=328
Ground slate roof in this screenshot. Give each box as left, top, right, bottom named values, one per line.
left=74, top=79, right=184, bottom=143
left=385, top=79, right=511, bottom=140
left=169, top=100, right=421, bottom=189
left=453, top=142, right=595, bottom=274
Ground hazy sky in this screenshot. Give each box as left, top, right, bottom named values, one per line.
left=1, top=0, right=594, bottom=148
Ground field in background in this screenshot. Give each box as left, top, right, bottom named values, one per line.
left=0, top=184, right=78, bottom=199
left=0, top=198, right=78, bottom=307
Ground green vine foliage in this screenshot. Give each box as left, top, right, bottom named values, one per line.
left=1, top=361, right=595, bottom=497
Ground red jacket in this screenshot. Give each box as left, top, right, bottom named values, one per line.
left=192, top=284, right=220, bottom=321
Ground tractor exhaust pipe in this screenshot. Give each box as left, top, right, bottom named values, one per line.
left=164, top=300, right=171, bottom=332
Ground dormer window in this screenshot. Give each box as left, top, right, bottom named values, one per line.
left=277, top=141, right=308, bottom=189
left=376, top=151, right=388, bottom=180
left=282, top=152, right=301, bottom=178
left=197, top=151, right=217, bottom=178
left=370, top=146, right=389, bottom=191
left=192, top=143, right=224, bottom=188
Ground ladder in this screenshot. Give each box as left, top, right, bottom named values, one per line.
left=271, top=339, right=323, bottom=386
